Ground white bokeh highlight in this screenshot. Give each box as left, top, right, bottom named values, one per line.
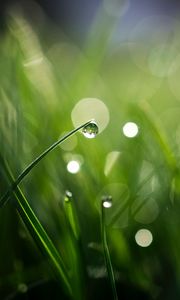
left=71, top=98, right=110, bottom=134
left=122, top=122, right=139, bottom=138
left=67, top=160, right=80, bottom=174
left=135, top=229, right=153, bottom=247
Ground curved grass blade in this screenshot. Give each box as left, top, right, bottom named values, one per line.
left=1, top=158, right=72, bottom=298
left=0, top=120, right=93, bottom=207
left=101, top=197, right=118, bottom=300
left=14, top=188, right=72, bottom=297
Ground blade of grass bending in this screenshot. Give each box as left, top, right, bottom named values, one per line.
left=101, top=199, right=118, bottom=300
left=1, top=158, right=72, bottom=297
left=14, top=188, right=72, bottom=297
left=0, top=120, right=92, bottom=207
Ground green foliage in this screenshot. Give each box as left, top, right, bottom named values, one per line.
left=1, top=7, right=180, bottom=300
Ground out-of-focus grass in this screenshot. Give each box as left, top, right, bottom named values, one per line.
left=1, top=5, right=180, bottom=300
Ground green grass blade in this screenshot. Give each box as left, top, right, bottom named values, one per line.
left=101, top=197, right=118, bottom=300
left=0, top=158, right=72, bottom=297
left=63, top=191, right=87, bottom=300
left=0, top=120, right=92, bottom=207
left=14, top=188, right=72, bottom=296
left=64, top=191, right=80, bottom=241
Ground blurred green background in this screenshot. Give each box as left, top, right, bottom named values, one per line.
left=1, top=1, right=180, bottom=299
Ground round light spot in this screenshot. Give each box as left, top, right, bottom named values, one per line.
left=103, top=201, right=112, bottom=208
left=71, top=98, right=110, bottom=134
left=67, top=160, right=80, bottom=174
left=135, top=229, right=153, bottom=247
left=122, top=122, right=139, bottom=138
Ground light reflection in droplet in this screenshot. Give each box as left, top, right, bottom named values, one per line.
left=67, top=160, right=80, bottom=174
left=82, top=120, right=99, bottom=139
left=103, top=201, right=112, bottom=208
left=135, top=229, right=153, bottom=247
left=64, top=190, right=73, bottom=202
left=102, top=195, right=112, bottom=208
left=122, top=122, right=139, bottom=138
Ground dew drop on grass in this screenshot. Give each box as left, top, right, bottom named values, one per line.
left=64, top=190, right=73, bottom=202
left=103, top=201, right=112, bottom=208
left=102, top=195, right=112, bottom=208
left=82, top=121, right=99, bottom=139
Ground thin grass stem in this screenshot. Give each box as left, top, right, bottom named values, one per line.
left=0, top=120, right=92, bottom=207
left=101, top=198, right=118, bottom=300
left=64, top=191, right=80, bottom=241
left=1, top=157, right=72, bottom=297
left=14, top=188, right=72, bottom=296
left=63, top=191, right=85, bottom=300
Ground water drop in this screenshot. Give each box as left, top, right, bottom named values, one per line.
left=102, top=195, right=112, bottom=208
left=64, top=190, right=72, bottom=202
left=82, top=121, right=98, bottom=139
